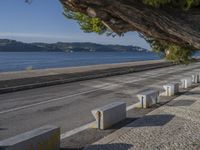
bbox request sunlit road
[0,62,200,140]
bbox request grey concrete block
[163,83,179,96]
[191,74,199,83]
[0,125,60,150]
[137,90,159,108]
[92,102,126,130]
[181,77,192,89]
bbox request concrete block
[191,74,199,83]
[0,125,60,150]
[172,82,179,93]
[181,77,192,89]
[91,102,126,130]
[137,90,159,108]
[163,83,179,96]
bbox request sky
[0,0,150,49]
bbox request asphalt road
[0,62,200,141]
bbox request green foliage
[63,9,107,35]
[165,45,194,64]
[144,36,194,64]
[143,0,200,10]
[143,0,171,8]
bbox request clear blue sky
[0,0,150,49]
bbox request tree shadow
[61,114,174,150]
[60,118,137,150]
[184,91,200,96]
[168,99,196,107]
[126,114,174,127]
[60,143,133,150]
[0,128,7,131]
[60,148,81,150]
[110,118,139,130]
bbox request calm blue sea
[0,52,161,72]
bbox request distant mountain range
[0,39,150,53]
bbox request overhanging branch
[60,0,200,49]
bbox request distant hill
[0,39,150,53]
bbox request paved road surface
[0,62,200,140]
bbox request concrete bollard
[163,83,179,96]
[191,74,199,83]
[0,125,60,150]
[137,90,159,108]
[91,102,126,130]
[181,77,192,89]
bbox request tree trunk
[60,0,200,49]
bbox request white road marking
[92,83,112,88]
[0,84,116,114]
[60,122,95,140]
[0,77,146,115]
[126,103,138,111]
[123,78,143,83]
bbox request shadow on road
[0,128,7,131]
[60,148,81,150]
[60,143,133,150]
[169,99,196,107]
[184,91,200,95]
[126,114,174,127]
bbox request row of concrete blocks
[92,73,200,130]
[0,73,199,150]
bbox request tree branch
[60,0,200,49]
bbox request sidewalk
[84,86,200,150]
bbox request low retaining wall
[0,60,174,94]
